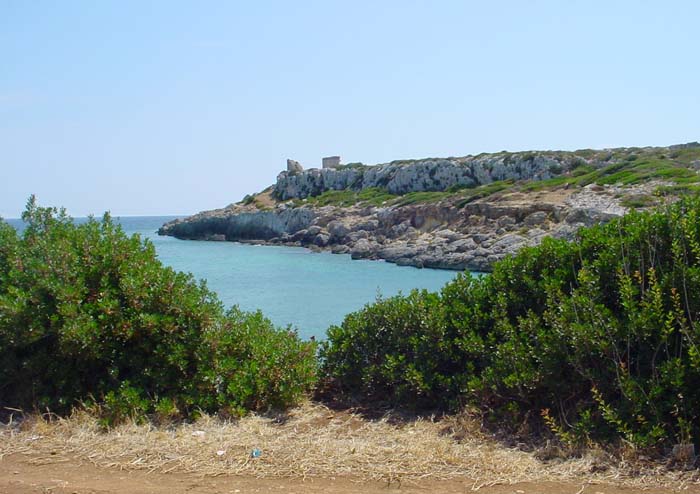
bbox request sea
[6,216,463,340]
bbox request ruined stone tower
[322,156,341,169]
[286,159,303,174]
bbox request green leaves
[200,307,317,414]
[322,197,700,450]
[0,199,317,423]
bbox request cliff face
[159,182,649,272]
[274,153,571,200]
[161,207,316,241]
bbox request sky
[1,1,699,217]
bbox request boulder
[471,247,490,257]
[313,233,330,247]
[565,208,617,226]
[327,220,350,240]
[468,256,492,272]
[305,225,322,237]
[497,216,516,227]
[389,221,412,238]
[523,211,548,226]
[353,219,379,232]
[435,229,462,241]
[376,208,398,227]
[472,233,492,244]
[492,234,526,254]
[331,244,350,254]
[551,224,579,240]
[378,244,418,261]
[527,228,546,239]
[350,239,375,259]
[450,238,477,252]
[348,230,369,242]
[396,257,422,268]
[290,229,307,242]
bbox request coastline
[159,181,658,272]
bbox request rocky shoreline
[159,182,654,272]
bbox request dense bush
[198,307,317,416]
[321,198,700,450]
[0,197,316,421]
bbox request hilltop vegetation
[277,143,700,209]
[290,180,518,209]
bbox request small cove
[7,216,467,340]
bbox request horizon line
[2,213,192,220]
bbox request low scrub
[0,197,316,423]
[321,198,700,451]
[300,187,396,207]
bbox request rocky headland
[159,143,700,271]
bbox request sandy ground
[2,403,699,494]
[1,453,684,494]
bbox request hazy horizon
[2,1,699,217]
[3,139,699,219]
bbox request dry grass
[1,402,699,490]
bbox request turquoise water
[6,216,461,339]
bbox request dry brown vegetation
[2,402,700,492]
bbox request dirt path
[0,453,683,494]
[3,404,699,493]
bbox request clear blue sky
[1,1,698,217]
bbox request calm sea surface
[6,216,462,339]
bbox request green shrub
[455,180,514,206]
[198,307,317,416]
[548,163,563,175]
[303,187,397,207]
[306,189,358,207]
[102,382,151,425]
[446,183,476,193]
[571,163,595,176]
[356,187,397,206]
[392,191,451,206]
[0,197,316,422]
[323,290,456,408]
[321,198,700,451]
[620,193,658,209]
